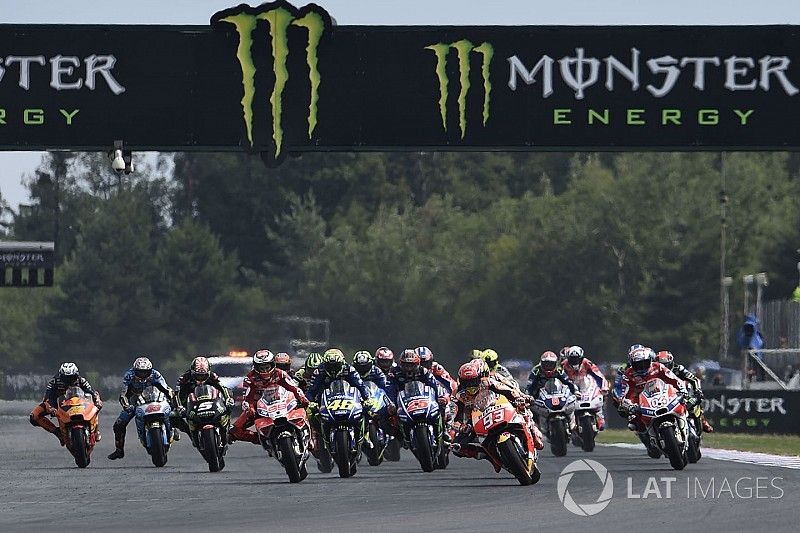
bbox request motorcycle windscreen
[138,386,166,405]
[402,381,429,398]
[473,389,498,411]
[328,379,354,396]
[576,375,596,393]
[193,384,217,400]
[642,379,667,397]
[59,386,86,404]
[543,379,564,394]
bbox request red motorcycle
[636,378,689,470]
[471,390,540,486]
[253,385,311,483]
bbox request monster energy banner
[702,390,800,435]
[1,1,800,162]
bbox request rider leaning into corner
[560,345,609,429]
[30,362,103,446]
[229,350,309,444]
[655,350,714,433]
[620,347,687,458]
[451,359,543,472]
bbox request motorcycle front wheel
[278,435,303,483]
[201,427,222,472]
[334,429,353,478]
[70,426,90,468]
[413,425,435,473]
[659,425,687,470]
[148,426,167,467]
[549,418,568,457]
[498,438,533,486]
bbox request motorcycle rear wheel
[384,437,401,461]
[201,427,222,473]
[278,435,303,483]
[549,418,568,457]
[498,438,533,486]
[413,425,435,473]
[70,426,90,468]
[659,425,687,470]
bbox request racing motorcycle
[319,380,364,478]
[254,385,311,483]
[185,384,230,472]
[134,385,173,467]
[573,375,604,452]
[396,381,448,472]
[636,378,689,470]
[532,379,576,457]
[472,389,540,485]
[362,381,390,466]
[684,389,703,463]
[53,386,100,468]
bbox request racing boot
[50,427,65,446]
[701,415,714,433]
[108,424,126,459]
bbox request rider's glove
[513,397,527,410]
[94,398,103,410]
[364,398,380,412]
[307,402,319,413]
[125,405,135,415]
[627,403,640,415]
[48,406,58,417]
[695,389,704,401]
[677,387,687,402]
[297,395,310,408]
[437,396,449,407]
[176,406,187,418]
[225,397,235,408]
[241,401,250,413]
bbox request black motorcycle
[185,384,230,472]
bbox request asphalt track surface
[1,401,798,533]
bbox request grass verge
[597,429,800,456]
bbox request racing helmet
[133,357,153,381]
[375,347,395,373]
[322,349,346,377]
[458,360,482,396]
[470,349,483,360]
[415,346,434,369]
[627,344,644,356]
[566,346,585,370]
[304,352,323,372]
[399,349,421,377]
[58,362,80,386]
[628,348,651,377]
[253,350,276,376]
[558,346,570,361]
[482,349,499,370]
[655,350,674,370]
[275,352,292,372]
[190,356,211,383]
[540,351,558,377]
[352,350,374,376]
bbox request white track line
[601,442,800,470]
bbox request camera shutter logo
[557,459,614,516]
[425,40,493,139]
[213,1,328,159]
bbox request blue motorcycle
[134,386,173,467]
[319,380,364,478]
[396,381,446,472]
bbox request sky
[1,0,799,210]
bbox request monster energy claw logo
[212,1,329,159]
[426,40,493,138]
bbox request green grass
[598,429,800,456]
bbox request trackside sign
[0,0,798,162]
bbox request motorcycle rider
[375,347,396,375]
[385,349,451,407]
[612,344,646,417]
[561,346,608,430]
[416,346,457,394]
[172,356,234,437]
[526,351,577,398]
[451,359,543,472]
[620,347,687,458]
[480,349,519,389]
[30,362,103,446]
[295,352,323,391]
[275,352,292,373]
[353,350,391,395]
[229,350,309,444]
[108,357,173,460]
[655,350,714,433]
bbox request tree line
[0,151,798,374]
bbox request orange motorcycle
[53,386,100,468]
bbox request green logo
[425,40,493,138]
[212,1,329,160]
